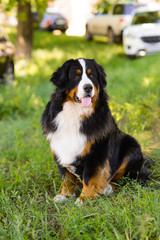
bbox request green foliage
[1,0,48,13]
[97,0,112,14]
[97,0,132,14]
[0,28,160,239]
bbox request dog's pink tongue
[81,97,91,107]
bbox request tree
[16,1,33,59]
[2,0,47,59]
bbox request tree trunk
[16,1,33,60]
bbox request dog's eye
[89,74,93,78]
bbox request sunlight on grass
[27,62,39,76]
[15,59,28,77]
[34,48,64,62]
[142,77,152,87]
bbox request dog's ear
[91,59,107,88]
[50,59,75,92]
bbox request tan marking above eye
[87,69,91,75]
[76,69,81,75]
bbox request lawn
[0,29,160,239]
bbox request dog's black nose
[83,84,93,93]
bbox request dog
[41,58,147,205]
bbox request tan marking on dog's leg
[54,171,81,203]
[111,157,129,182]
[60,170,78,196]
[78,160,111,203]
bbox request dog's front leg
[77,179,100,204]
[54,170,78,202]
[76,165,111,204]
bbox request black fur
[50,59,75,92]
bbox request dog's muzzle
[76,81,94,107]
[74,93,92,107]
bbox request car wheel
[61,29,66,34]
[4,61,14,83]
[126,54,136,60]
[108,28,115,43]
[115,34,122,44]
[85,26,92,41]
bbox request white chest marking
[47,101,93,166]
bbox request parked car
[0,27,15,83]
[123,4,160,58]
[85,2,144,43]
[39,8,68,33]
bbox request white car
[85,2,144,43]
[123,4,160,58]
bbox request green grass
[0,29,160,239]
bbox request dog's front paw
[103,184,114,195]
[54,194,68,203]
[75,198,83,206]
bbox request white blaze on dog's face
[77,59,95,107]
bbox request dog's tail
[138,157,155,182]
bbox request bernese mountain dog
[42,58,146,205]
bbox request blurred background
[1,0,160,79]
[0,0,99,64]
